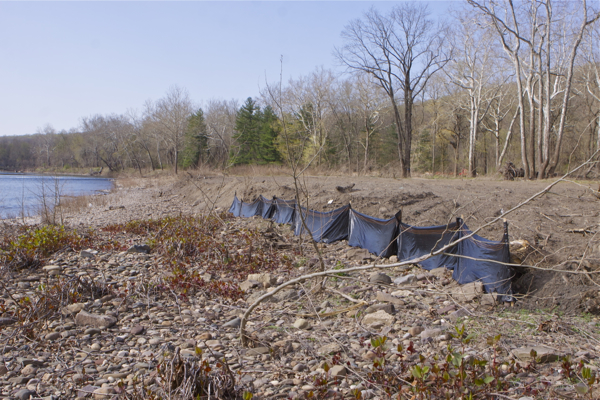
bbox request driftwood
[336,183,356,193]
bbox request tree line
[1,1,598,179]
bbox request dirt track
[177,173,600,314]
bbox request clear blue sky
[0,1,455,137]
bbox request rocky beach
[1,174,599,400]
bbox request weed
[105,214,292,300]
[0,225,102,270]
[120,347,247,399]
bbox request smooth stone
[62,303,86,316]
[512,346,562,363]
[450,281,484,302]
[369,272,392,285]
[15,389,35,400]
[75,310,117,329]
[293,319,310,330]
[420,329,443,340]
[317,343,342,355]
[390,290,412,297]
[394,274,416,285]
[20,364,37,375]
[223,317,241,328]
[130,325,145,335]
[246,347,270,356]
[362,310,395,327]
[93,386,116,399]
[408,326,424,336]
[330,365,347,378]
[364,303,395,315]
[45,332,61,341]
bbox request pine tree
[232,98,281,165]
[180,108,208,169]
[259,105,281,163]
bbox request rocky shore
[1,178,599,400]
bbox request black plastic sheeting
[228,195,242,217]
[228,195,513,300]
[271,198,296,224]
[294,205,350,243]
[454,220,512,301]
[241,197,263,218]
[259,196,276,220]
[397,221,460,271]
[348,210,399,258]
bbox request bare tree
[582,20,600,174]
[204,99,238,169]
[284,67,337,168]
[336,3,449,177]
[147,86,194,174]
[445,11,502,177]
[468,0,600,178]
[483,82,519,169]
[34,124,57,168]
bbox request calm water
[0,173,113,219]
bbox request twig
[325,287,367,304]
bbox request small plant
[333,261,347,276]
[120,347,246,399]
[106,215,293,300]
[0,225,100,270]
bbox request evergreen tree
[232,98,281,165]
[259,105,281,163]
[180,108,208,169]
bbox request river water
[0,173,113,219]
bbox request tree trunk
[390,97,405,177]
[468,97,479,178]
[403,84,413,178]
[498,107,519,168]
[512,57,529,179]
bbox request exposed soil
[176,173,600,316]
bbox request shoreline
[0,171,114,179]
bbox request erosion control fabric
[229,195,513,301]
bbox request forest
[1,0,599,179]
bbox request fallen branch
[567,228,597,235]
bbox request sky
[0,1,455,137]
